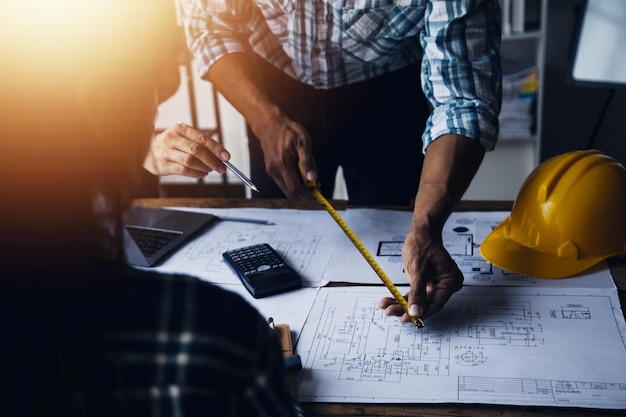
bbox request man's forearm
[412,134,485,234]
[206,52,282,133]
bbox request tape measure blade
[310,188,424,328]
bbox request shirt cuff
[422,100,499,153]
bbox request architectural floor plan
[296,286,626,408]
[322,209,613,289]
[144,207,626,408]
[150,208,343,287]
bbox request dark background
[540,0,625,164]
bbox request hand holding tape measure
[300,170,425,328]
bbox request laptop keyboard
[126,226,182,258]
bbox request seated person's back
[0,1,302,416]
[0,268,300,416]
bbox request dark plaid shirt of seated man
[0,267,305,417]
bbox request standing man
[173,0,502,321]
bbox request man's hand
[378,226,463,322]
[143,122,229,178]
[377,134,485,324]
[206,53,318,199]
[250,109,317,199]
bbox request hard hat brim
[479,217,606,279]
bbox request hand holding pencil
[143,122,258,193]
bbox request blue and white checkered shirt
[183,0,502,150]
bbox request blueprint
[296,286,626,409]
[147,207,614,289]
[149,208,345,287]
[323,209,615,288]
[220,284,319,336]
[137,207,626,408]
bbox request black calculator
[222,243,302,298]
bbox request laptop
[122,206,217,267]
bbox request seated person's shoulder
[118,267,267,332]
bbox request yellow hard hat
[480,150,626,279]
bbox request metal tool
[223,160,259,192]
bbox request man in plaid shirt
[166,0,502,326]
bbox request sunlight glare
[3,0,153,76]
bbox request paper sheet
[148,207,345,287]
[148,207,614,289]
[323,209,616,289]
[216,283,319,337]
[295,286,626,408]
[139,206,626,409]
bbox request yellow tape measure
[302,175,425,328]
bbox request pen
[223,160,259,193]
[175,122,259,192]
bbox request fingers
[144,145,211,178]
[378,242,464,325]
[144,122,230,178]
[378,296,406,318]
[420,274,463,318]
[406,256,463,320]
[402,239,428,319]
[407,257,463,320]
[261,120,316,199]
[406,275,428,319]
[378,296,418,325]
[295,128,318,184]
[175,122,229,173]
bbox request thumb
[407,273,427,319]
[293,129,317,183]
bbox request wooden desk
[134,198,626,417]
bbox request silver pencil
[223,160,259,192]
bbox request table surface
[134,198,626,417]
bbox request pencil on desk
[219,216,275,225]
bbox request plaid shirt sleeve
[181,0,251,79]
[420,0,502,152]
[181,0,502,150]
[181,0,294,81]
